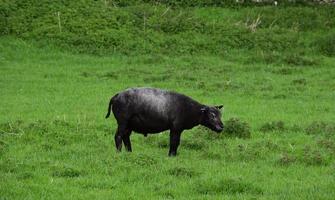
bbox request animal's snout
[215,123,224,133]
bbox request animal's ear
[215,105,224,110]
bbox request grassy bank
[1,1,335,56]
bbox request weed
[81,71,91,78]
[236,143,266,161]
[0,140,6,155]
[305,121,335,136]
[260,121,285,132]
[26,120,49,135]
[0,120,24,134]
[196,178,263,195]
[256,140,280,151]
[157,139,169,149]
[317,139,335,152]
[223,118,251,138]
[272,67,297,75]
[167,167,198,178]
[41,143,53,151]
[181,139,207,151]
[52,165,82,178]
[16,171,34,180]
[273,94,287,99]
[277,153,296,166]
[292,78,307,85]
[99,72,119,79]
[143,74,172,82]
[283,54,319,66]
[81,181,115,190]
[124,154,157,166]
[302,146,327,166]
[315,32,335,56]
[201,151,222,160]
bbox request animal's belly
[129,114,170,133]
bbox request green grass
[2,1,335,55]
[1,36,335,199]
[1,2,335,199]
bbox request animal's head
[200,105,224,133]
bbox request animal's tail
[105,93,118,119]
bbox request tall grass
[1,1,335,56]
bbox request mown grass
[1,36,335,199]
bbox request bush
[301,146,328,166]
[167,166,198,178]
[260,121,285,132]
[52,165,82,178]
[315,33,335,56]
[283,54,319,66]
[2,0,334,56]
[223,118,251,138]
[196,178,263,195]
[305,121,335,136]
[277,153,296,166]
[0,120,24,134]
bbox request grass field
[1,1,335,199]
[1,36,335,199]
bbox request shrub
[181,139,207,150]
[223,118,251,138]
[292,78,307,85]
[317,139,335,152]
[305,121,335,136]
[301,146,328,166]
[315,32,335,56]
[260,121,285,132]
[52,165,82,178]
[0,120,24,134]
[283,54,319,66]
[277,153,296,166]
[2,1,334,56]
[196,178,263,195]
[167,166,198,178]
[124,153,158,166]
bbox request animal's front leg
[168,129,182,157]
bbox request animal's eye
[210,113,216,118]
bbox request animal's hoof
[168,152,177,157]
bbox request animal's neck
[198,104,210,127]
[196,104,206,126]
[182,103,205,130]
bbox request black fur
[105,93,118,119]
[106,87,224,156]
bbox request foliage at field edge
[1,0,335,56]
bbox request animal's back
[113,88,173,133]
[120,87,170,114]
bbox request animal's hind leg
[122,129,132,152]
[114,128,122,152]
[114,124,127,152]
